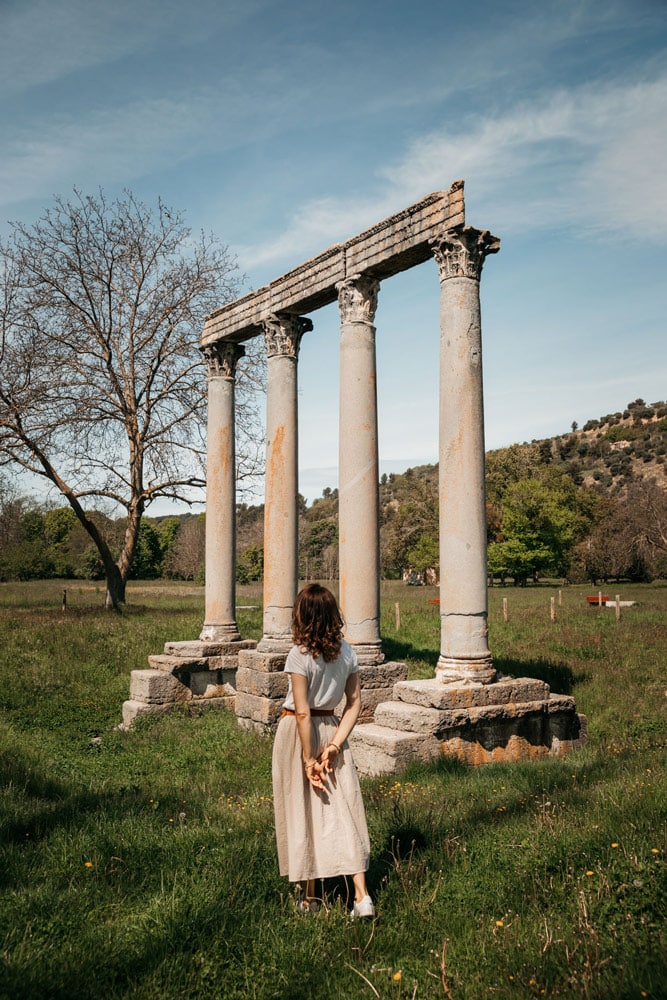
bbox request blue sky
[1,0,666,505]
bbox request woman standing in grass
[272,583,374,918]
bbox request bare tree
[0,189,263,608]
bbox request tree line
[3,447,665,588]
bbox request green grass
[0,579,665,999]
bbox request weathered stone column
[337,275,384,665]
[431,226,500,683]
[200,342,245,642]
[257,313,312,651]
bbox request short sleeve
[285,646,309,676]
[345,641,359,674]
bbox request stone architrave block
[130,669,192,704]
[236,666,289,700]
[238,649,287,673]
[235,691,283,725]
[202,184,465,345]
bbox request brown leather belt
[281,707,335,717]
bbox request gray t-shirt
[282,640,359,712]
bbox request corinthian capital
[202,341,245,378]
[261,313,313,359]
[336,275,380,325]
[431,226,500,282]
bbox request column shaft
[337,276,383,664]
[259,314,311,650]
[432,227,500,683]
[200,343,244,642]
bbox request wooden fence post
[395,602,401,631]
[503,597,508,623]
[550,596,556,622]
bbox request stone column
[200,341,245,642]
[257,313,312,651]
[431,226,500,683]
[337,275,384,665]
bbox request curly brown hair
[291,584,344,662]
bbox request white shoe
[351,895,375,919]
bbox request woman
[272,583,374,917]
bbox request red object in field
[428,598,440,605]
[586,595,609,604]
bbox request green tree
[128,522,163,579]
[489,474,598,585]
[237,544,263,584]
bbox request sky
[1,0,666,507]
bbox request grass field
[0,579,665,999]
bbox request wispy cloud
[0,0,262,93]
[240,74,667,273]
[0,97,211,209]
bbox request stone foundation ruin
[122,181,586,774]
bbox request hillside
[533,398,667,494]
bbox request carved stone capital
[202,341,245,378]
[261,314,313,359]
[431,226,500,282]
[336,275,380,325]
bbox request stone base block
[235,691,284,726]
[393,675,550,711]
[120,698,176,729]
[121,632,256,729]
[359,686,395,722]
[359,661,408,688]
[238,649,287,673]
[375,700,449,735]
[129,669,191,704]
[350,676,588,775]
[236,666,289,700]
[148,654,208,676]
[349,724,441,777]
[190,668,236,698]
[120,692,236,730]
[164,639,256,658]
[237,717,274,736]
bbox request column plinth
[199,342,245,643]
[257,313,312,653]
[337,276,383,666]
[431,226,500,685]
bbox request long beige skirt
[272,714,370,882]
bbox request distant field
[0,579,665,999]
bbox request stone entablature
[201,184,465,346]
